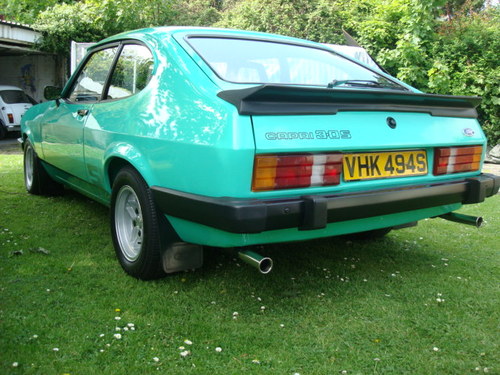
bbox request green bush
[428,7,500,145]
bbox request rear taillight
[433,145,482,175]
[252,153,342,191]
[7,113,14,124]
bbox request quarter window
[68,47,118,102]
[107,44,154,99]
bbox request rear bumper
[4,124,20,132]
[152,173,500,234]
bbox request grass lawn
[1,149,499,374]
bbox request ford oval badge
[463,128,475,137]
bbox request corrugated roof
[0,19,35,31]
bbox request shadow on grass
[15,183,440,303]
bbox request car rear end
[0,86,32,135]
[154,29,499,249]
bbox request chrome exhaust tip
[439,212,483,228]
[238,249,273,274]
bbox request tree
[0,0,72,25]
[32,0,178,56]
[428,6,500,144]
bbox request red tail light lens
[7,113,14,123]
[433,145,482,175]
[252,153,342,191]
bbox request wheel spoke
[114,185,144,262]
[125,203,138,221]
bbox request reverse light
[7,113,14,124]
[252,153,342,191]
[433,145,482,175]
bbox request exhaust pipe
[238,249,273,274]
[439,212,483,228]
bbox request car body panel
[40,100,92,181]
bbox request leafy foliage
[428,7,500,144]
[0,0,71,25]
[32,0,177,55]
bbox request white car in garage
[0,85,35,139]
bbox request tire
[110,166,169,280]
[23,140,63,195]
[0,123,6,140]
[343,227,392,240]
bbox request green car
[21,27,499,279]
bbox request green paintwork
[21,27,488,248]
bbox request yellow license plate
[343,150,427,181]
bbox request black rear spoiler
[217,85,481,118]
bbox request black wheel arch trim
[152,173,500,234]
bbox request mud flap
[162,242,203,274]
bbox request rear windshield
[0,90,31,104]
[188,37,406,90]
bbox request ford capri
[21,27,499,279]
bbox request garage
[0,19,65,103]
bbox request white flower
[374,358,381,361]
[100,349,104,353]
[260,306,266,310]
[12,362,19,367]
[153,357,160,362]
[341,371,348,374]
[184,339,193,345]
[232,312,239,316]
[280,324,285,328]
[123,327,129,331]
[99,334,105,337]
[433,347,439,351]
[32,334,38,339]
[127,323,135,328]
[215,347,222,352]
[180,350,190,357]
[115,316,121,320]
[252,359,260,364]
[114,333,122,339]
[178,346,185,350]
[53,348,59,352]
[130,327,135,331]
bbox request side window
[68,47,118,102]
[107,44,154,99]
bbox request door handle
[77,109,89,116]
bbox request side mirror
[44,86,62,101]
